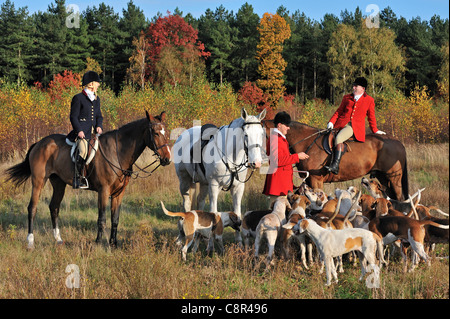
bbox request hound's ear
[160,111,166,122]
[283,223,294,230]
[377,182,387,192]
[229,213,241,226]
[306,198,311,206]
[146,110,155,122]
[285,199,292,211]
[371,200,377,209]
[287,190,293,201]
[258,108,267,121]
[269,200,275,210]
[241,108,248,120]
[387,201,392,208]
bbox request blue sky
[4,0,449,21]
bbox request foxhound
[281,193,311,267]
[254,197,291,263]
[160,202,241,260]
[369,213,449,272]
[286,218,386,286]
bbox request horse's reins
[97,122,168,180]
[213,119,262,191]
[262,121,331,153]
[290,128,331,152]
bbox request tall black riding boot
[325,143,345,175]
[73,155,88,189]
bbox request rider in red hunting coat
[325,77,386,175]
[263,112,309,202]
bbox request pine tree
[117,0,147,89]
[84,3,123,91]
[207,6,236,85]
[0,0,34,84]
[230,3,260,89]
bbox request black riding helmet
[273,111,291,127]
[82,71,102,86]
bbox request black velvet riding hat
[82,71,101,86]
[274,111,291,127]
[353,77,368,88]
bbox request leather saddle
[65,135,99,165]
[322,130,356,155]
[190,124,218,176]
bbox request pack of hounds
[161,177,449,286]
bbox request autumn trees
[127,13,209,88]
[256,13,291,107]
[0,1,448,113]
[327,20,405,98]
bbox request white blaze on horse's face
[241,108,266,169]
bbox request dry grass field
[0,143,448,300]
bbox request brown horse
[6,111,171,248]
[263,120,408,200]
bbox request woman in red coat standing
[325,77,386,175]
[263,111,309,205]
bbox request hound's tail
[419,220,449,229]
[160,201,187,218]
[428,206,449,217]
[411,201,449,229]
[376,235,388,266]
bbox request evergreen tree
[230,2,259,89]
[198,6,236,85]
[31,0,89,85]
[0,0,34,84]
[84,3,123,91]
[117,0,147,89]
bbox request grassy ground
[0,144,448,299]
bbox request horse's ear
[146,110,155,122]
[258,108,267,121]
[160,111,166,122]
[241,108,248,120]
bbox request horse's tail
[5,143,36,187]
[160,201,187,219]
[401,158,409,201]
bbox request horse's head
[145,111,171,166]
[241,107,267,169]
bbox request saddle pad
[190,124,218,175]
[66,137,99,165]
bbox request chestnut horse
[263,120,408,200]
[6,111,171,248]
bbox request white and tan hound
[286,218,386,286]
[160,202,241,260]
[254,197,291,263]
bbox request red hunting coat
[263,131,299,196]
[329,92,379,142]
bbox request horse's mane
[290,120,321,131]
[102,118,148,138]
